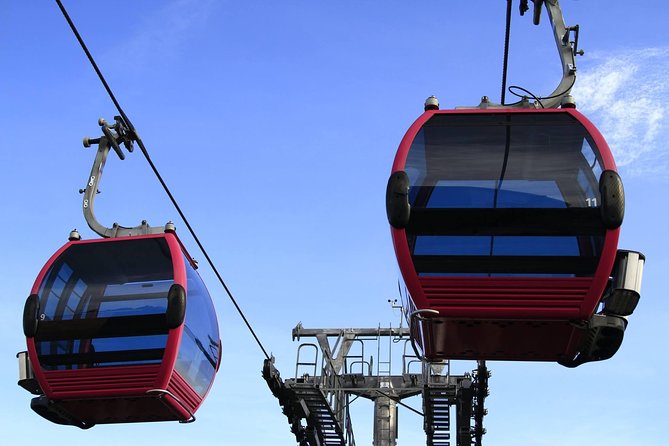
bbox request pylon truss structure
[263,324,489,446]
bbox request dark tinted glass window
[407,113,602,209]
[414,235,579,256]
[35,237,174,370]
[175,259,220,396]
[427,180,495,208]
[405,112,605,276]
[426,179,566,208]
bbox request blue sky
[1,1,668,445]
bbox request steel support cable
[501,0,513,105]
[54,0,271,360]
[374,389,424,417]
[489,119,511,260]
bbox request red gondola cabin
[386,108,643,366]
[21,232,221,427]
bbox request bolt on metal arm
[81,116,168,238]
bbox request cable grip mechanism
[81,116,170,238]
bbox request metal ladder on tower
[424,384,453,446]
[289,383,347,446]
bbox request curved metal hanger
[458,0,582,110]
[81,116,169,238]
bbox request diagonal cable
[501,0,513,105]
[55,0,270,360]
[374,389,424,417]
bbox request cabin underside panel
[415,318,582,361]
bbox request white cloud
[572,47,669,176]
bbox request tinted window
[405,112,606,276]
[414,236,579,256]
[35,237,174,370]
[407,113,602,209]
[175,259,220,396]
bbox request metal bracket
[522,0,580,107]
[81,117,167,238]
[409,309,440,362]
[145,389,196,423]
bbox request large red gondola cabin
[387,107,644,366]
[20,231,221,428]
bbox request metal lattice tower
[263,324,489,446]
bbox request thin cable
[506,75,576,108]
[489,118,511,263]
[374,389,424,417]
[536,74,577,100]
[55,0,271,360]
[508,85,545,108]
[54,1,131,130]
[500,0,513,105]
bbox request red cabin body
[23,232,221,427]
[388,108,625,363]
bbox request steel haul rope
[55,0,271,360]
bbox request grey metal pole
[373,396,398,446]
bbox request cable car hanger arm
[462,0,582,110]
[81,116,167,238]
[533,0,582,108]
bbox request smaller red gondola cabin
[20,232,221,428]
[387,107,643,366]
